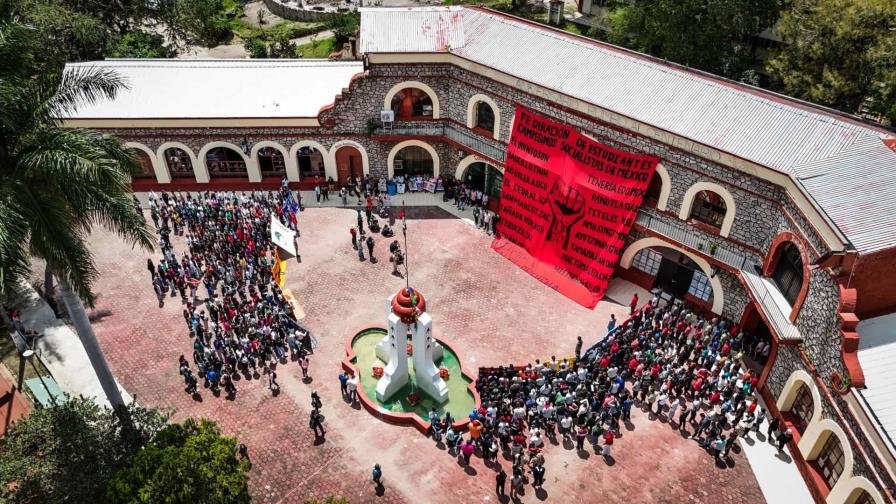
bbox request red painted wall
[850,250,896,318]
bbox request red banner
[492,108,659,308]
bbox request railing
[445,124,507,164]
[635,209,758,271]
[741,271,802,341]
[372,121,508,164]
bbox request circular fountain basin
[344,328,479,432]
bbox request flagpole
[402,201,409,290]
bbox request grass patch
[295,36,340,58]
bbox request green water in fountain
[350,328,476,422]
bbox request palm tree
[0,20,154,410]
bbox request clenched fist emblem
[546,179,586,250]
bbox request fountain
[376,288,448,403]
[343,287,478,431]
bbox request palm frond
[44,65,128,121]
[16,185,99,305]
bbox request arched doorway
[392,145,434,179]
[619,237,725,314]
[296,146,325,180]
[334,145,363,186]
[205,147,247,178]
[462,162,503,211]
[163,148,195,178]
[630,247,715,308]
[739,303,775,385]
[256,146,286,178]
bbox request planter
[830,371,851,395]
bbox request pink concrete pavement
[82,205,765,503]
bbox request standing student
[602,430,614,457]
[496,468,507,497]
[630,293,639,315]
[372,464,382,486]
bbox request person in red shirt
[602,431,614,457]
[630,293,639,315]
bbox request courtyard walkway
[71,201,779,503]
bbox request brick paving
[84,205,766,503]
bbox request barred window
[790,384,814,434]
[815,434,845,489]
[687,271,712,301]
[690,190,727,228]
[633,249,662,275]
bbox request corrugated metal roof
[797,137,896,253]
[63,59,363,119]
[740,270,803,341]
[360,7,896,253]
[857,313,896,454]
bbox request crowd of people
[144,184,313,399]
[427,295,774,497]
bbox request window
[687,271,713,301]
[206,148,247,177]
[633,249,662,275]
[772,243,804,306]
[393,146,433,177]
[296,147,325,179]
[853,491,876,504]
[164,148,194,178]
[644,173,662,206]
[475,102,495,133]
[390,89,433,119]
[257,147,285,176]
[815,434,845,489]
[789,384,814,434]
[690,190,727,228]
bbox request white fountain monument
[375,287,449,403]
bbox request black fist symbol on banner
[546,179,586,250]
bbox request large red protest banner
[492,107,659,309]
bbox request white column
[412,312,449,403]
[376,312,409,402]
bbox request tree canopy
[0,397,168,504]
[767,0,896,123]
[604,0,780,80]
[107,418,251,504]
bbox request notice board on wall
[492,107,659,309]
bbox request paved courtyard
[83,204,766,503]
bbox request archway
[619,236,724,314]
[739,303,776,387]
[459,160,503,211]
[333,144,363,186]
[679,181,736,237]
[157,142,200,182]
[250,141,291,180]
[132,151,156,179]
[289,140,331,182]
[296,146,325,180]
[763,232,811,321]
[828,477,885,504]
[466,94,501,139]
[799,420,854,494]
[643,162,670,211]
[776,369,823,435]
[387,140,439,180]
[124,142,160,181]
[384,81,441,119]
[199,142,255,181]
